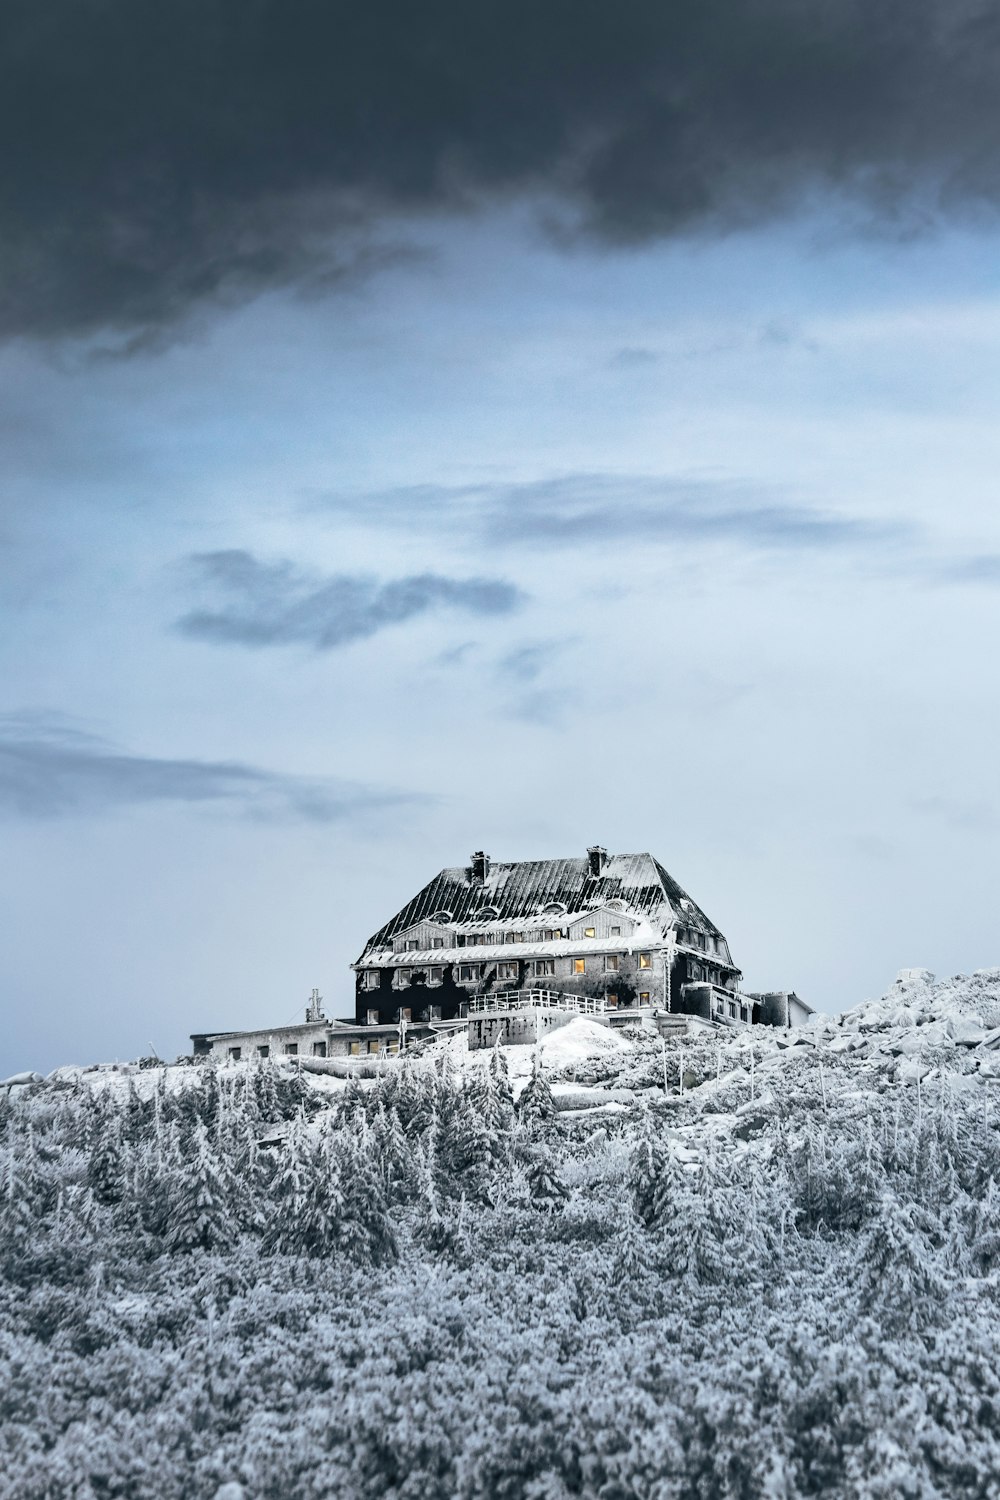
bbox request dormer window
[584,926,596,938]
[474,905,500,921]
[429,910,453,924]
[540,901,567,917]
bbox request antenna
[305,988,325,1023]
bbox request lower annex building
[192,847,811,1062]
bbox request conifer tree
[630,1116,675,1229]
[518,1052,556,1124]
[88,1112,126,1207]
[335,1132,397,1265]
[525,1145,568,1210]
[168,1121,232,1254]
[857,1193,947,1333]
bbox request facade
[351,847,756,1026]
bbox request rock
[946,1017,986,1046]
[0,1071,43,1089]
[888,1033,926,1057]
[897,1057,933,1084]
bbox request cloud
[0,712,424,823]
[935,554,1000,585]
[912,795,999,833]
[5,1,1000,341]
[323,473,907,554]
[609,347,660,369]
[175,551,524,651]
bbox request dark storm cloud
[5,0,1000,340]
[0,713,424,822]
[323,474,907,552]
[175,551,524,650]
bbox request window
[350,1042,362,1056]
[257,1045,269,1058]
[728,1001,737,1018]
[426,1005,442,1021]
[312,1042,327,1057]
[431,937,445,949]
[534,959,555,977]
[506,931,524,943]
[396,1007,412,1023]
[228,1047,241,1061]
[740,1006,749,1023]
[362,970,380,990]
[610,925,621,936]
[405,938,420,951]
[497,961,518,981]
[607,993,619,1008]
[366,1009,380,1026]
[427,967,443,985]
[458,964,481,983]
[573,958,586,974]
[368,1041,382,1055]
[466,932,486,945]
[395,968,411,987]
[541,928,563,941]
[639,992,650,1005]
[638,952,652,969]
[605,954,620,972]
[584,926,596,938]
[285,1043,298,1055]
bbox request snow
[6,963,1000,1497]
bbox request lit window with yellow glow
[638,952,652,969]
[573,958,586,974]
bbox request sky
[3,0,1000,1073]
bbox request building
[351,847,765,1028]
[191,847,812,1061]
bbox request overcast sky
[4,1,1000,1073]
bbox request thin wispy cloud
[175,551,524,651]
[322,473,908,554]
[0,713,426,823]
[934,555,1000,586]
[911,795,1000,834]
[6,1,1000,342]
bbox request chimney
[470,850,491,884]
[587,845,608,877]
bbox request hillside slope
[3,969,1000,1499]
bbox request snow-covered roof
[358,851,733,962]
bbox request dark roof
[358,852,728,954]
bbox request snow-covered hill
[3,968,1000,1499]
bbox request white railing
[467,988,608,1017]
